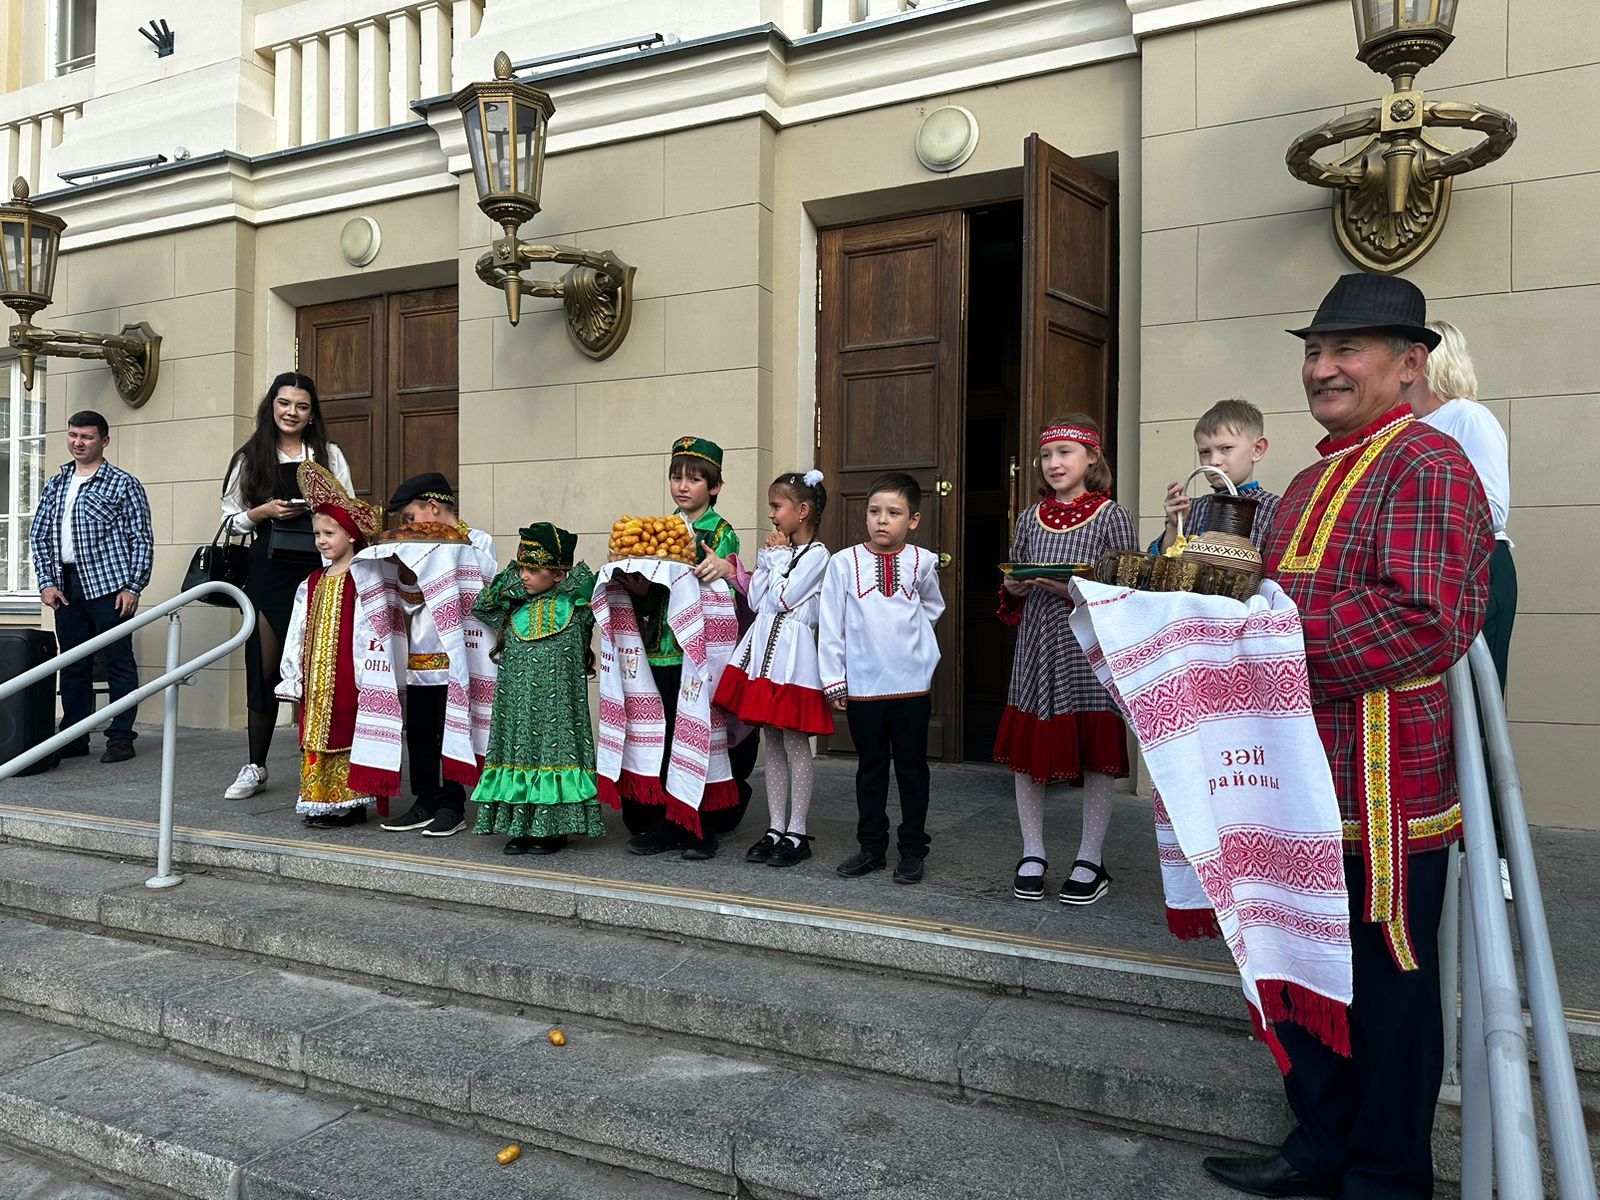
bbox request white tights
[763,727,814,842]
[1013,770,1115,882]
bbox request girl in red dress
[996,413,1136,905]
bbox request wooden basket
[1093,467,1262,600]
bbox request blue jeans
[56,566,139,746]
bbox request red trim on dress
[714,665,835,736]
[996,585,1025,627]
[1036,492,1111,532]
[993,706,1129,783]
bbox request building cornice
[1125,0,1320,39]
[43,125,451,252]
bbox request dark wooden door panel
[387,287,459,498]
[298,297,385,503]
[297,287,459,511]
[818,209,966,760]
[1021,134,1118,483]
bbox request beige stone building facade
[1,0,1592,828]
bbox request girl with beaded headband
[469,523,602,856]
[714,469,833,868]
[995,413,1136,905]
[275,461,385,828]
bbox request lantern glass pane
[484,98,513,193]
[1370,0,1396,35]
[462,100,490,200]
[512,100,542,204]
[1437,0,1458,29]
[28,226,55,296]
[0,219,23,293]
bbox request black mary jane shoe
[768,832,814,868]
[1201,1153,1336,1198]
[1058,859,1111,906]
[525,835,568,856]
[745,827,784,864]
[504,838,534,856]
[1012,856,1048,901]
[303,807,368,830]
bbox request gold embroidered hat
[669,435,723,468]
[518,522,577,570]
[297,460,382,542]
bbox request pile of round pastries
[608,515,697,564]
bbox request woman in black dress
[219,372,354,800]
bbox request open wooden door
[1017,134,1118,524]
[816,210,966,759]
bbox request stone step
[0,990,1243,1200]
[0,1009,714,1200]
[0,842,1297,1154]
[0,1141,135,1200]
[0,804,1251,1026]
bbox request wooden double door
[296,287,460,509]
[816,136,1117,760]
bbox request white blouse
[748,541,830,626]
[1419,398,1512,544]
[221,443,355,537]
[818,543,945,702]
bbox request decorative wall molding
[1124,0,1320,39]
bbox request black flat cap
[386,472,457,513]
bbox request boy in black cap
[380,473,499,837]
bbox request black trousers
[619,663,755,838]
[846,694,932,859]
[1279,849,1451,1199]
[1476,543,1517,849]
[404,685,465,816]
[55,567,139,746]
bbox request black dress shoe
[893,856,925,884]
[835,849,886,877]
[100,742,135,763]
[58,742,91,759]
[1201,1153,1335,1198]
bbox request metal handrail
[0,582,255,889]
[1445,635,1597,1199]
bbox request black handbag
[183,518,251,607]
[263,510,320,563]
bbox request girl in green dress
[470,523,602,855]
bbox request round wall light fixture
[340,216,382,267]
[914,106,979,173]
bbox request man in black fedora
[1202,274,1493,1198]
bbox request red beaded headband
[1039,424,1101,449]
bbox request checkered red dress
[995,496,1137,784]
[1262,405,1492,969]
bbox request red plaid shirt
[1263,405,1493,858]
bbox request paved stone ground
[1,724,1595,1012]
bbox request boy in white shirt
[818,473,945,883]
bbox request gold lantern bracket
[474,238,636,361]
[10,320,162,407]
[1286,96,1516,274]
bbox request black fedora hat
[1287,273,1441,351]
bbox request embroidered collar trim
[1037,492,1111,532]
[1315,406,1414,462]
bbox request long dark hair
[770,471,829,531]
[226,372,333,506]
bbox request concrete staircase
[0,810,1589,1198]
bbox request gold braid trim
[1277,419,1411,575]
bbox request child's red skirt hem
[993,707,1129,784]
[714,667,835,736]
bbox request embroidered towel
[592,558,740,834]
[1068,577,1352,1070]
[347,542,496,796]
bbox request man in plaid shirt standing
[1204,275,1493,1198]
[29,410,154,764]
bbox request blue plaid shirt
[30,460,154,600]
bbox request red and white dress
[995,493,1137,783]
[714,542,834,736]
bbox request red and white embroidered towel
[347,542,496,796]
[592,559,740,835]
[1068,577,1353,1070]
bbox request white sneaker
[224,763,267,800]
[1499,857,1513,902]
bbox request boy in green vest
[618,436,758,858]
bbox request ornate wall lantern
[0,178,161,405]
[454,52,636,360]
[1285,1,1516,274]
